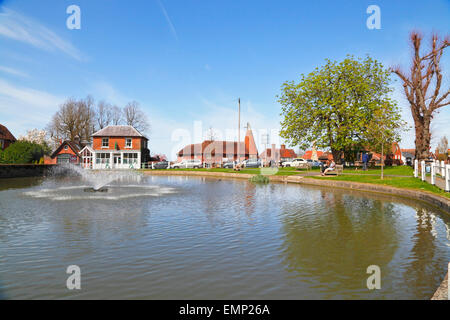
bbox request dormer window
[102,138,109,148]
[125,138,132,148]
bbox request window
[95,153,111,164]
[123,153,138,164]
[125,138,132,148]
[64,145,68,150]
[102,138,109,148]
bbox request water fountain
[23,163,178,201]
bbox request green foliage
[279,55,402,162]
[249,174,270,184]
[0,141,45,164]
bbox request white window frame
[102,138,109,148]
[125,138,132,148]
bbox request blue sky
[0,0,449,159]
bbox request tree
[0,141,44,164]
[123,101,150,133]
[204,126,217,141]
[95,100,113,129]
[365,104,406,179]
[47,96,95,147]
[279,55,399,164]
[110,105,123,125]
[393,32,449,160]
[19,128,52,155]
[437,136,448,154]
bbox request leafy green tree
[0,141,45,164]
[279,55,400,164]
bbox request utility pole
[238,98,240,162]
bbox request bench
[324,164,344,176]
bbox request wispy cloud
[157,0,178,41]
[0,8,83,60]
[0,78,63,128]
[0,65,29,78]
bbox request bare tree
[47,96,95,147]
[123,101,149,133]
[437,136,448,154]
[393,32,449,160]
[95,100,113,130]
[205,126,217,141]
[111,105,123,125]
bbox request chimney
[74,135,80,146]
[281,144,286,150]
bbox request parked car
[306,159,322,167]
[222,161,236,168]
[244,159,261,168]
[153,161,169,169]
[282,158,308,167]
[172,159,203,169]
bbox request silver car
[172,159,203,169]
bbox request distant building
[177,123,258,165]
[80,125,149,169]
[45,137,83,164]
[0,124,16,150]
[303,149,324,161]
[260,144,297,163]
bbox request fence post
[431,162,435,185]
[442,160,446,178]
[446,165,450,192]
[421,160,425,181]
[414,159,418,178]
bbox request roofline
[91,125,147,139]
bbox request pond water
[0,175,449,299]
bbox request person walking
[362,152,369,171]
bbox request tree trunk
[414,113,431,160]
[331,149,342,164]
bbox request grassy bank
[307,175,450,199]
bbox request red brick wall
[93,137,142,150]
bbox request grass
[249,174,270,184]
[307,174,450,199]
[342,166,413,176]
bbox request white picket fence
[414,159,450,192]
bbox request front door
[113,154,121,168]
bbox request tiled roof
[50,140,83,158]
[92,125,146,138]
[0,124,16,142]
[303,150,324,160]
[178,141,246,156]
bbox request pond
[0,175,449,299]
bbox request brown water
[0,175,449,299]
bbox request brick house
[0,124,16,150]
[260,144,297,163]
[177,123,258,165]
[45,138,83,164]
[80,125,149,169]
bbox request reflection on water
[0,176,448,299]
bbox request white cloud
[157,0,178,41]
[0,78,64,136]
[0,65,29,78]
[0,8,83,61]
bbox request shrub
[0,141,45,164]
[250,174,270,184]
